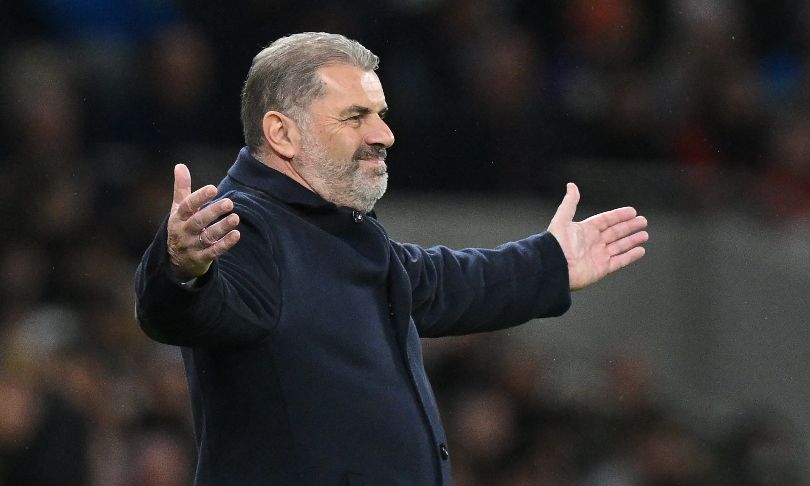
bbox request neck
[256,151,316,193]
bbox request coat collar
[226,147,378,218]
[227,147,336,209]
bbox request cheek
[327,133,363,160]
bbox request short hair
[240,32,379,154]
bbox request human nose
[364,115,395,148]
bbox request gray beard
[295,136,388,213]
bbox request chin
[355,187,387,214]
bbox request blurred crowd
[423,335,804,485]
[1,0,809,484]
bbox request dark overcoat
[135,148,571,485]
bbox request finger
[173,164,192,206]
[608,246,646,273]
[176,185,219,221]
[552,182,580,224]
[602,216,648,244]
[200,229,241,260]
[586,206,638,231]
[200,212,240,245]
[606,230,649,256]
[189,198,235,233]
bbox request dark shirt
[134,147,571,485]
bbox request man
[135,32,648,485]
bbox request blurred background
[1,0,809,484]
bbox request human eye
[341,106,373,124]
[344,113,364,125]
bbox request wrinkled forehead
[315,64,386,107]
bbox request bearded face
[295,129,388,213]
[288,65,395,213]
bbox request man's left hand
[548,183,648,290]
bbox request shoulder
[214,180,284,223]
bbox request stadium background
[1,0,809,484]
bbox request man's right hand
[167,164,241,281]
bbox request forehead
[313,64,386,110]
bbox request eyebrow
[340,104,388,118]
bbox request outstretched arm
[135,164,277,347]
[547,183,648,290]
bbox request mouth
[357,158,388,177]
[359,157,386,165]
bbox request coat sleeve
[392,232,571,338]
[134,197,280,347]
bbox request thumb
[553,182,580,224]
[173,163,192,206]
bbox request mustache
[353,145,387,161]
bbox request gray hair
[240,32,379,155]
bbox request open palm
[548,183,648,290]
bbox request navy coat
[135,148,571,485]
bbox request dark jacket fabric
[134,147,571,485]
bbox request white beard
[295,134,388,213]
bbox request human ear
[262,111,301,159]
